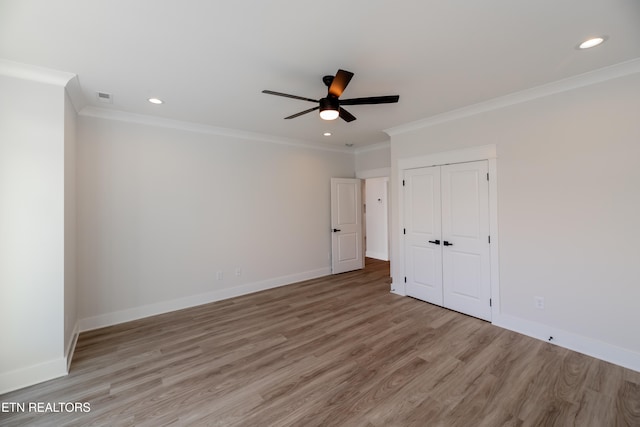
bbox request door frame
[395,144,500,320]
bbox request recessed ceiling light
[148,98,163,104]
[323,132,332,136]
[578,36,606,50]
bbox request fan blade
[339,108,356,122]
[262,90,317,103]
[328,69,354,98]
[340,95,400,105]
[284,106,319,119]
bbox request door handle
[428,240,441,245]
[332,228,341,232]
[443,241,453,246]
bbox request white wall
[390,69,640,368]
[64,90,78,363]
[76,115,355,329]
[355,143,390,178]
[0,74,68,392]
[365,177,389,261]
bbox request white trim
[385,58,640,136]
[488,158,500,320]
[79,107,352,154]
[494,314,640,373]
[356,167,390,179]
[0,358,68,395]
[395,164,408,296]
[0,58,76,87]
[65,321,80,372]
[365,251,389,261]
[79,267,331,332]
[354,141,390,154]
[395,144,499,312]
[64,75,86,114]
[397,144,497,170]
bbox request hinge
[490,298,492,307]
[402,179,405,186]
[486,172,489,181]
[404,277,407,283]
[488,235,491,244]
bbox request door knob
[332,228,341,232]
[428,240,441,245]
[443,241,453,246]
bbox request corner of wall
[65,321,80,372]
[65,75,86,113]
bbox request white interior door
[331,178,363,274]
[441,161,491,321]
[404,167,443,305]
[403,161,491,321]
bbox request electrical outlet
[534,296,544,309]
[216,271,223,281]
[235,267,242,277]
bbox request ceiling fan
[262,69,399,122]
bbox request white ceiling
[1,0,639,149]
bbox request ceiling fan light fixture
[320,109,339,121]
[319,97,339,121]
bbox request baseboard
[65,321,80,372]
[365,251,389,261]
[0,358,68,395]
[79,267,331,332]
[0,323,79,394]
[493,313,640,373]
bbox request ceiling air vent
[96,92,113,103]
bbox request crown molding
[0,59,87,114]
[64,75,87,113]
[356,167,391,179]
[0,58,76,87]
[354,141,390,155]
[386,58,640,136]
[79,106,353,154]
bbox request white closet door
[441,161,491,321]
[404,167,443,305]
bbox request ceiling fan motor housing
[320,96,339,111]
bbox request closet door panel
[404,167,443,306]
[441,161,491,321]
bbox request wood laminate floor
[2,258,639,426]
